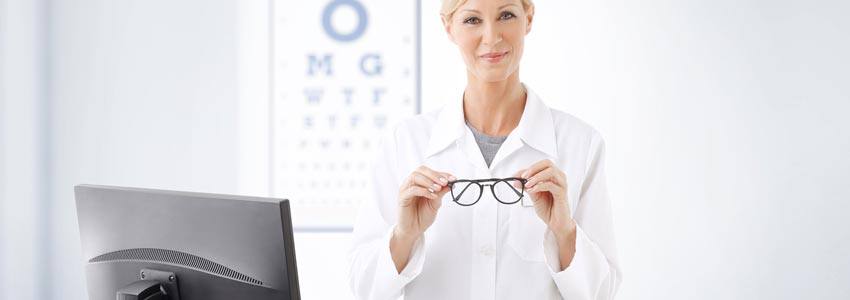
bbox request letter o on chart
[322,0,369,43]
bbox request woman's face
[443,0,533,83]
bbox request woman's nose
[481,23,503,46]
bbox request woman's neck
[462,71,527,137]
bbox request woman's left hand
[513,159,576,236]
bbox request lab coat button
[480,245,495,256]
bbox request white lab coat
[349,84,622,299]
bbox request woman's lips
[480,51,508,63]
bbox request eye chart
[273,0,420,229]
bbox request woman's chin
[470,61,519,82]
[473,69,514,82]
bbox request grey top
[466,121,508,167]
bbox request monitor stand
[116,269,181,300]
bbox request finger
[511,169,526,189]
[521,159,555,179]
[434,183,452,198]
[427,193,444,211]
[437,170,458,182]
[401,186,439,205]
[416,187,445,212]
[526,168,564,189]
[416,166,454,187]
[512,168,525,178]
[527,181,562,195]
[412,172,445,193]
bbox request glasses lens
[493,179,524,204]
[451,181,481,206]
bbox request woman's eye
[500,11,516,20]
[463,17,481,24]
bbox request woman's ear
[525,4,535,35]
[441,14,456,43]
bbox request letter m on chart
[307,54,333,76]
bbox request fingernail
[430,192,437,197]
[521,171,529,179]
[439,177,448,183]
[432,183,440,190]
[525,182,533,188]
[428,188,435,193]
[449,175,457,181]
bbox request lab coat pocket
[507,205,547,262]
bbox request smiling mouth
[479,51,509,63]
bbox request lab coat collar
[424,83,558,160]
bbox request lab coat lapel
[423,91,488,176]
[459,126,490,171]
[488,85,558,169]
[424,92,465,159]
[424,84,558,171]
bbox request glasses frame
[447,177,529,206]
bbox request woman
[349,0,621,298]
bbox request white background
[2,0,849,299]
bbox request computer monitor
[75,184,300,300]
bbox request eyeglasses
[447,177,528,206]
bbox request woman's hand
[391,165,455,272]
[514,159,574,233]
[514,159,577,269]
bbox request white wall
[424,0,850,298]
[46,0,243,298]
[602,2,850,298]
[0,0,48,299]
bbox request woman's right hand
[395,165,455,239]
[390,165,455,272]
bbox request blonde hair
[441,0,534,19]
